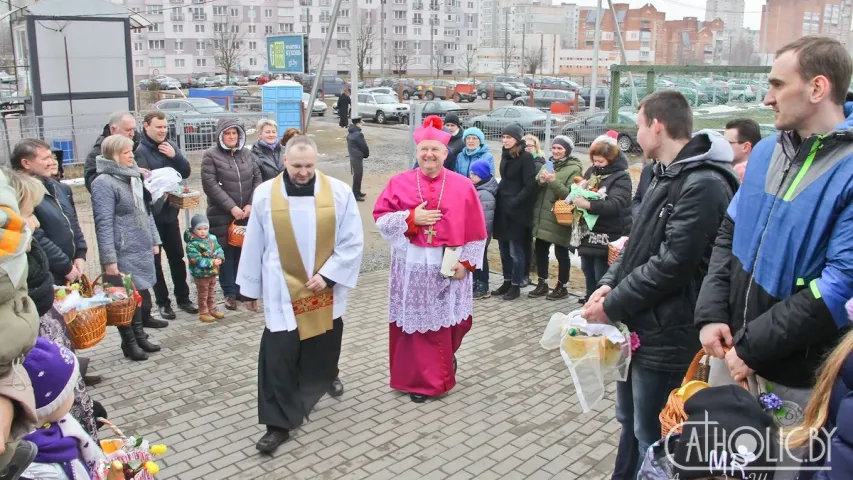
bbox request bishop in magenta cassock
[373,115,487,403]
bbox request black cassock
[257,318,343,430]
[338,94,351,128]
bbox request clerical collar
[417,167,444,183]
[283,172,315,196]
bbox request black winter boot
[546,284,569,301]
[132,315,161,353]
[528,280,550,298]
[491,281,511,296]
[119,326,148,361]
[502,285,520,300]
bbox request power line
[11,0,219,19]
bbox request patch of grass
[692,107,775,132]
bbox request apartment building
[661,17,724,65]
[576,3,666,65]
[705,0,744,29]
[760,0,852,60]
[110,0,479,79]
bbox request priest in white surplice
[237,134,364,455]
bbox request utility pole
[521,21,526,76]
[607,0,636,106]
[305,0,344,131]
[761,1,770,65]
[503,7,509,74]
[351,0,359,119]
[380,0,385,77]
[430,16,435,76]
[539,33,543,76]
[6,0,15,82]
[590,0,602,113]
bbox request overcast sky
[559,0,766,29]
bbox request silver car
[302,93,327,116]
[357,92,409,124]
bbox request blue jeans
[219,244,242,298]
[612,363,684,480]
[498,239,525,286]
[581,255,610,299]
[473,236,491,287]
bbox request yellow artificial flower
[150,444,168,456]
[145,461,160,475]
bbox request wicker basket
[228,220,247,247]
[97,418,157,480]
[607,244,621,265]
[62,308,77,325]
[94,275,137,327]
[552,200,574,226]
[68,305,107,350]
[659,350,746,437]
[168,190,201,210]
[66,274,95,298]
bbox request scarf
[95,156,145,213]
[24,414,105,480]
[260,139,278,150]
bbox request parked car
[561,111,639,152]
[248,74,263,81]
[197,77,219,88]
[302,93,328,116]
[0,72,16,84]
[356,92,410,124]
[578,86,611,110]
[675,87,709,106]
[514,89,586,111]
[231,76,249,86]
[414,80,455,100]
[299,74,349,96]
[477,82,525,100]
[151,98,229,150]
[468,106,551,139]
[728,83,757,102]
[362,87,399,99]
[212,87,260,111]
[507,82,530,94]
[388,79,420,100]
[154,76,182,90]
[420,100,469,122]
[540,78,580,91]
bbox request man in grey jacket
[346,117,369,202]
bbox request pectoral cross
[424,225,437,244]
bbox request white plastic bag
[541,310,632,412]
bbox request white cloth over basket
[540,310,632,412]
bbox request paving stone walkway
[84,270,619,479]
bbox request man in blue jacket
[134,111,197,323]
[696,35,853,460]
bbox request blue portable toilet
[188,88,231,108]
[261,80,303,137]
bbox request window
[231,24,239,33]
[195,24,205,33]
[149,57,166,68]
[265,25,274,34]
[196,58,207,67]
[147,23,162,32]
[394,26,407,34]
[196,41,205,50]
[133,41,143,51]
[414,13,423,24]
[248,25,256,33]
[248,8,256,19]
[249,58,258,66]
[321,26,328,33]
[148,40,165,49]
[393,41,406,49]
[174,40,183,51]
[337,40,350,49]
[280,23,293,32]
[278,8,288,16]
[337,24,350,33]
[230,8,239,17]
[443,56,454,64]
[413,40,421,50]
[468,1,473,7]
[340,9,350,17]
[212,6,226,15]
[175,58,185,67]
[264,8,273,18]
[214,23,226,32]
[414,27,422,35]
[394,10,406,19]
[145,5,162,15]
[248,41,256,50]
[173,24,183,33]
[134,59,144,69]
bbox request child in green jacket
[185,214,225,322]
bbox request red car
[257,74,271,85]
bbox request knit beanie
[23,337,80,420]
[470,160,491,180]
[501,124,524,143]
[671,385,778,479]
[551,135,574,155]
[444,112,461,128]
[190,214,210,233]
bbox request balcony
[429,2,440,11]
[413,2,423,9]
[193,13,207,21]
[413,18,423,24]
[300,0,312,5]
[320,15,331,22]
[170,13,184,21]
[169,0,182,3]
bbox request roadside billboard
[266,34,308,74]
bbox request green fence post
[609,69,620,124]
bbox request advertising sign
[267,34,307,73]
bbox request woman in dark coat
[201,118,261,310]
[251,118,283,182]
[337,89,351,128]
[573,136,633,301]
[492,124,538,301]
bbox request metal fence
[0,110,275,166]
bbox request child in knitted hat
[469,159,497,299]
[185,214,225,322]
[21,337,105,480]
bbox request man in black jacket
[84,111,140,192]
[135,111,197,321]
[346,117,369,201]
[441,113,465,172]
[582,91,738,480]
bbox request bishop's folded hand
[450,262,467,280]
[414,201,442,226]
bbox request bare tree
[309,54,322,72]
[431,47,444,77]
[728,32,756,65]
[461,48,478,78]
[343,24,376,79]
[500,42,517,76]
[524,47,543,75]
[391,45,412,77]
[211,19,247,85]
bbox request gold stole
[270,171,336,340]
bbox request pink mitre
[413,115,452,145]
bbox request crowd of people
[2,33,853,480]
